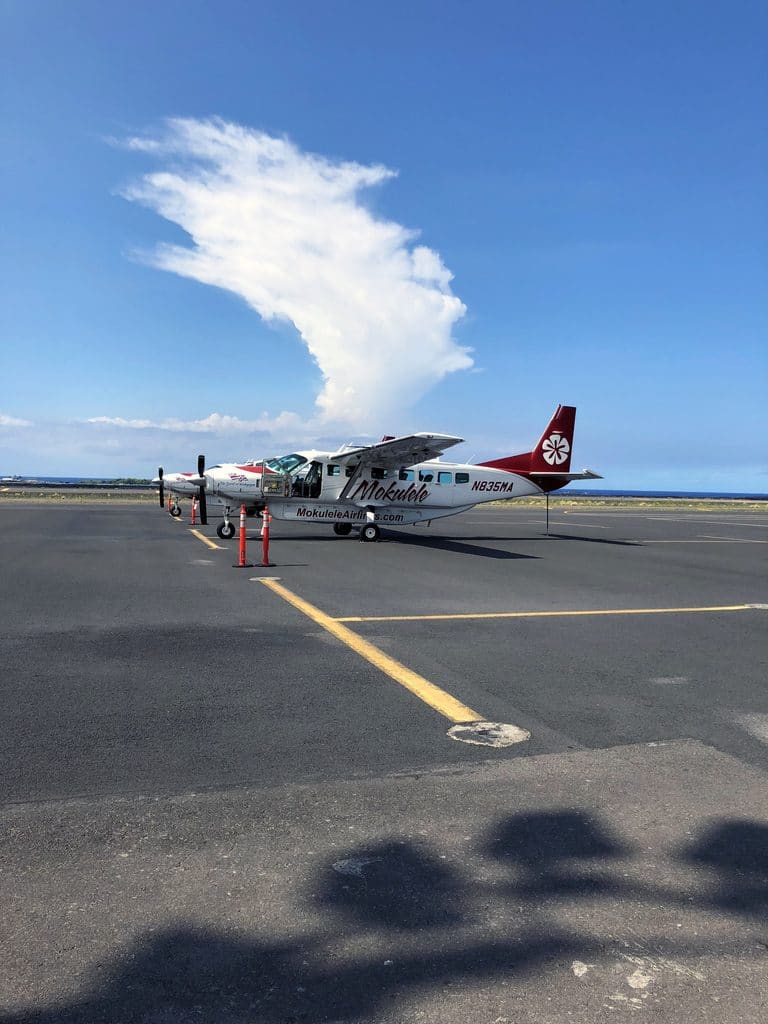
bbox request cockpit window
[265,454,308,474]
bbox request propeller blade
[158,466,165,508]
[196,454,208,524]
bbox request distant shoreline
[0,485,159,504]
[0,478,150,489]
[1,478,766,502]
[0,483,765,512]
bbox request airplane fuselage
[260,455,544,527]
[157,472,198,497]
[206,464,266,504]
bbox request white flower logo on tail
[542,433,570,466]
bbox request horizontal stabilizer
[529,469,603,481]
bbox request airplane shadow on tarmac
[6,812,766,1023]
[382,533,539,559]
[538,533,642,547]
[271,532,539,559]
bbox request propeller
[196,453,208,525]
[157,466,165,508]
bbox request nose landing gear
[216,507,237,539]
[360,523,380,543]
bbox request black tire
[360,523,380,542]
[217,521,236,540]
[169,505,182,518]
[333,523,353,536]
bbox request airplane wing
[333,433,464,470]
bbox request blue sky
[1,0,765,490]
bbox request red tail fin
[478,405,576,474]
[529,405,575,471]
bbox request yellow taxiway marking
[335,604,759,624]
[256,578,483,723]
[189,529,224,550]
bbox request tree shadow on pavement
[4,812,767,1023]
[676,819,768,918]
[313,839,467,930]
[484,808,631,896]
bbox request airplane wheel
[169,505,182,518]
[333,523,352,536]
[360,523,380,543]
[217,521,236,539]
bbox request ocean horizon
[2,476,766,501]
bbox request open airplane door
[259,462,292,499]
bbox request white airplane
[199,405,600,542]
[153,458,266,535]
[153,467,199,515]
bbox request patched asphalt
[1,502,767,1021]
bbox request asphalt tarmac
[1,502,767,1022]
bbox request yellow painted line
[189,529,224,550]
[335,604,758,624]
[256,578,483,723]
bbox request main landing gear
[332,522,379,541]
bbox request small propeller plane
[153,458,266,535]
[153,467,198,516]
[195,404,600,542]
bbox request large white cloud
[87,411,303,434]
[120,118,472,427]
[0,413,32,427]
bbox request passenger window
[398,469,414,482]
[437,471,452,485]
[345,466,356,477]
[326,464,341,477]
[456,472,469,484]
[419,470,434,482]
[371,467,388,480]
